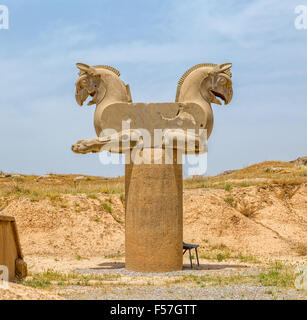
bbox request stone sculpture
[72,63,232,155]
[71,62,233,272]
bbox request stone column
[125,149,183,272]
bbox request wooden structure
[0,215,27,281]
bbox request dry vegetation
[184,160,307,190]
[1,160,306,207]
[0,174,124,209]
[18,260,297,291]
[0,161,307,210]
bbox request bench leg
[195,248,199,267]
[189,249,193,269]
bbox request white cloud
[164,0,298,49]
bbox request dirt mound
[183,184,307,258]
[3,194,125,257]
[2,184,307,260]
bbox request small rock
[74,176,86,181]
[12,174,21,178]
[36,174,51,182]
[220,169,237,176]
[290,156,307,166]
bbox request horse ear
[76,63,90,72]
[218,63,232,73]
[209,63,232,76]
[76,63,99,77]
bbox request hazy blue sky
[0,0,306,177]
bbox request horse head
[176,63,233,138]
[75,63,131,107]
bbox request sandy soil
[0,282,62,300]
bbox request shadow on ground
[90,262,125,270]
[83,262,247,271]
[182,263,246,270]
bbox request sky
[0,0,306,177]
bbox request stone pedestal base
[125,150,183,272]
[0,215,27,281]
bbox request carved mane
[92,65,121,77]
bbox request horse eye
[219,78,226,84]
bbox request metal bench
[183,242,200,269]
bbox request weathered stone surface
[71,62,233,154]
[71,62,233,272]
[291,157,307,166]
[0,216,27,281]
[125,150,183,272]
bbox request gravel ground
[56,266,307,300]
[24,258,307,300]
[59,285,306,300]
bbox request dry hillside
[0,159,307,260]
